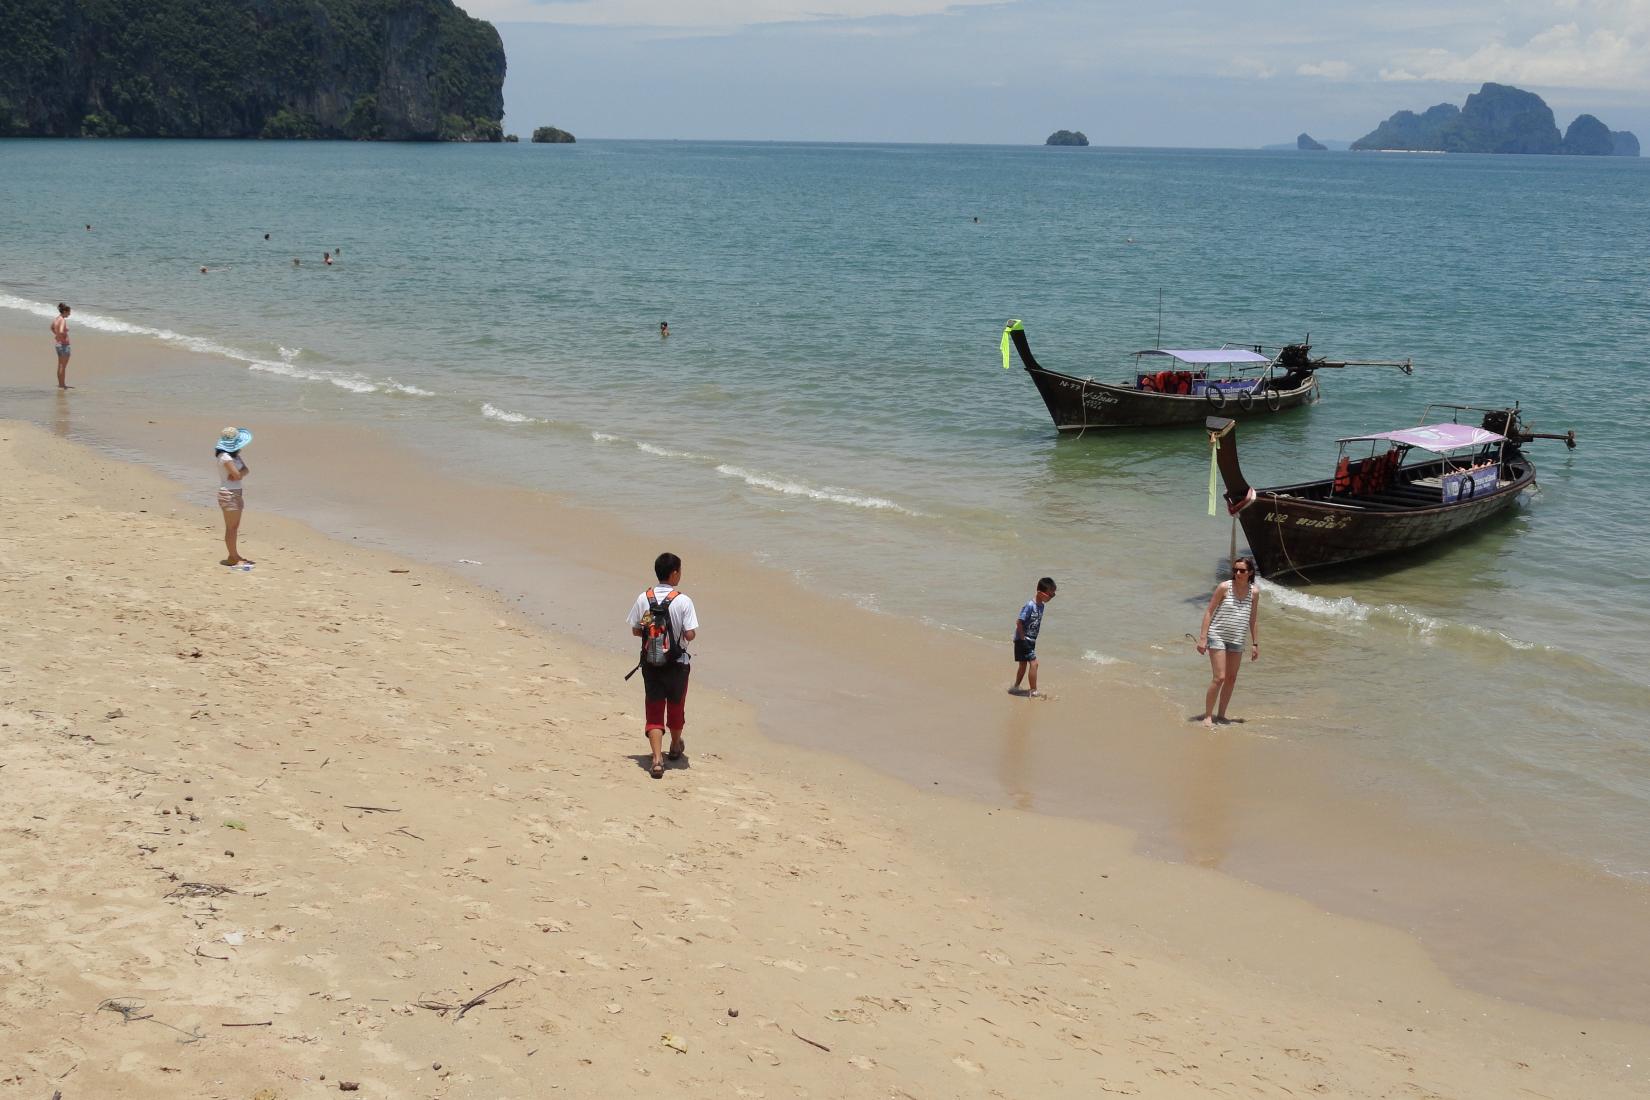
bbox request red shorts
[641,663,689,733]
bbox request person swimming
[659,321,670,338]
[323,252,333,266]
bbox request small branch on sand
[222,1020,273,1028]
[343,805,400,813]
[168,882,236,898]
[414,978,517,1021]
[791,1029,832,1053]
[392,826,425,841]
[96,999,205,1044]
[193,946,230,962]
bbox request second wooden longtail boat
[1207,404,1577,580]
[1002,319,1412,432]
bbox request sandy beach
[2,418,1646,1098]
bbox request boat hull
[1236,463,1533,579]
[1027,366,1318,431]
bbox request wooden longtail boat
[1207,404,1577,580]
[1002,319,1412,432]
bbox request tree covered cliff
[0,0,505,140]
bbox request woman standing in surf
[1195,557,1260,727]
[215,427,253,567]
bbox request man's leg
[665,667,689,758]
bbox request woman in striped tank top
[1195,556,1261,728]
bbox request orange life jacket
[1333,455,1351,493]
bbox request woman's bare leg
[221,507,247,565]
[1202,648,1225,728]
[1215,652,1241,720]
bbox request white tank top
[1209,581,1256,641]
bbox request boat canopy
[1135,348,1271,365]
[1337,423,1505,453]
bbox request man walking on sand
[627,552,699,779]
[51,303,72,388]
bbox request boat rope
[1272,499,1312,585]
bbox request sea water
[2,139,1648,883]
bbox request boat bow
[1205,417,1256,513]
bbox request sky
[468,0,1650,146]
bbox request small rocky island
[531,126,576,144]
[1045,130,1089,146]
[1297,133,1327,151]
[1351,83,1638,156]
[0,0,505,141]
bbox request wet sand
[4,416,1648,1096]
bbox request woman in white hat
[215,426,253,566]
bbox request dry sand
[1,419,1645,1099]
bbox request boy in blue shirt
[1010,577,1057,696]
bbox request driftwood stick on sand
[791,1029,832,1053]
[414,977,517,1020]
[343,804,401,813]
[222,1020,274,1027]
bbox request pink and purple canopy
[1135,348,1271,365]
[1338,423,1505,453]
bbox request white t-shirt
[626,586,699,666]
[218,453,246,491]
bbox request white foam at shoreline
[715,464,918,515]
[639,442,705,460]
[1082,651,1121,666]
[482,402,538,424]
[0,292,425,398]
[1265,582,1537,651]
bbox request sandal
[650,760,665,779]
[666,743,685,761]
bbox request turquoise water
[3,139,1649,880]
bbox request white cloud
[1224,57,1277,79]
[464,0,1010,28]
[1377,3,1650,90]
[1296,60,1353,79]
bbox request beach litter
[457,559,483,565]
[661,1033,688,1053]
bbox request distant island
[1351,83,1639,156]
[1045,130,1089,146]
[0,0,505,141]
[1297,133,1327,151]
[532,127,576,144]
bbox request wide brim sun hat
[217,426,253,452]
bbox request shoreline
[3,416,1647,1097]
[4,307,1650,1028]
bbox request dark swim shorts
[1013,638,1037,663]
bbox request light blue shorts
[55,343,71,357]
[1205,635,1243,652]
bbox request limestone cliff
[0,0,505,141]
[1352,83,1636,156]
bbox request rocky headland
[0,0,505,141]
[1297,133,1327,151]
[531,126,576,144]
[1045,129,1089,146]
[1351,83,1638,156]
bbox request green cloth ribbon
[1000,319,1023,370]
